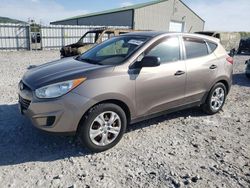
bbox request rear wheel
[202,83,227,115]
[78,103,127,152]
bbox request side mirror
[140,56,161,67]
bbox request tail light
[226,56,234,64]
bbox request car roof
[182,33,220,43]
[123,31,166,37]
[123,31,220,43]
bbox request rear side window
[206,41,217,52]
[184,37,208,59]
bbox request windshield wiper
[75,56,103,65]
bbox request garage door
[169,21,184,32]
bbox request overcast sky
[0,0,249,31]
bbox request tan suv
[19,32,233,152]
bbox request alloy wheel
[89,111,121,146]
[210,87,225,111]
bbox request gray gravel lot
[0,51,249,188]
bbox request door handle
[209,64,217,69]
[174,70,185,76]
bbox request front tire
[78,103,127,152]
[246,73,250,79]
[202,83,227,115]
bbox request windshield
[76,36,149,65]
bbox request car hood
[22,57,113,90]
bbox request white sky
[187,0,250,31]
[0,0,249,31]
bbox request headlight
[35,78,86,99]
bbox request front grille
[19,95,31,110]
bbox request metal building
[51,0,205,33]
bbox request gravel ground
[0,51,249,188]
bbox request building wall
[51,19,78,25]
[134,0,204,32]
[52,10,133,27]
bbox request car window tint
[97,40,128,56]
[206,41,217,52]
[184,37,208,59]
[95,37,147,57]
[147,37,180,63]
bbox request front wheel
[202,83,227,115]
[78,103,127,152]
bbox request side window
[184,37,208,59]
[206,41,217,53]
[146,37,180,63]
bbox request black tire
[202,83,227,115]
[78,103,127,152]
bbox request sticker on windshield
[128,39,144,46]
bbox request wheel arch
[217,80,230,94]
[96,99,131,124]
[77,99,132,134]
[201,78,230,105]
[209,76,231,94]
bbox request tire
[246,73,250,79]
[202,83,227,115]
[78,103,127,152]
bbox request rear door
[134,36,186,117]
[182,36,219,103]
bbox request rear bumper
[19,91,96,134]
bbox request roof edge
[50,9,134,24]
[51,0,205,24]
[51,0,168,24]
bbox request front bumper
[19,89,96,134]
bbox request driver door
[134,36,186,117]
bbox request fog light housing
[46,116,56,127]
[34,116,56,127]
